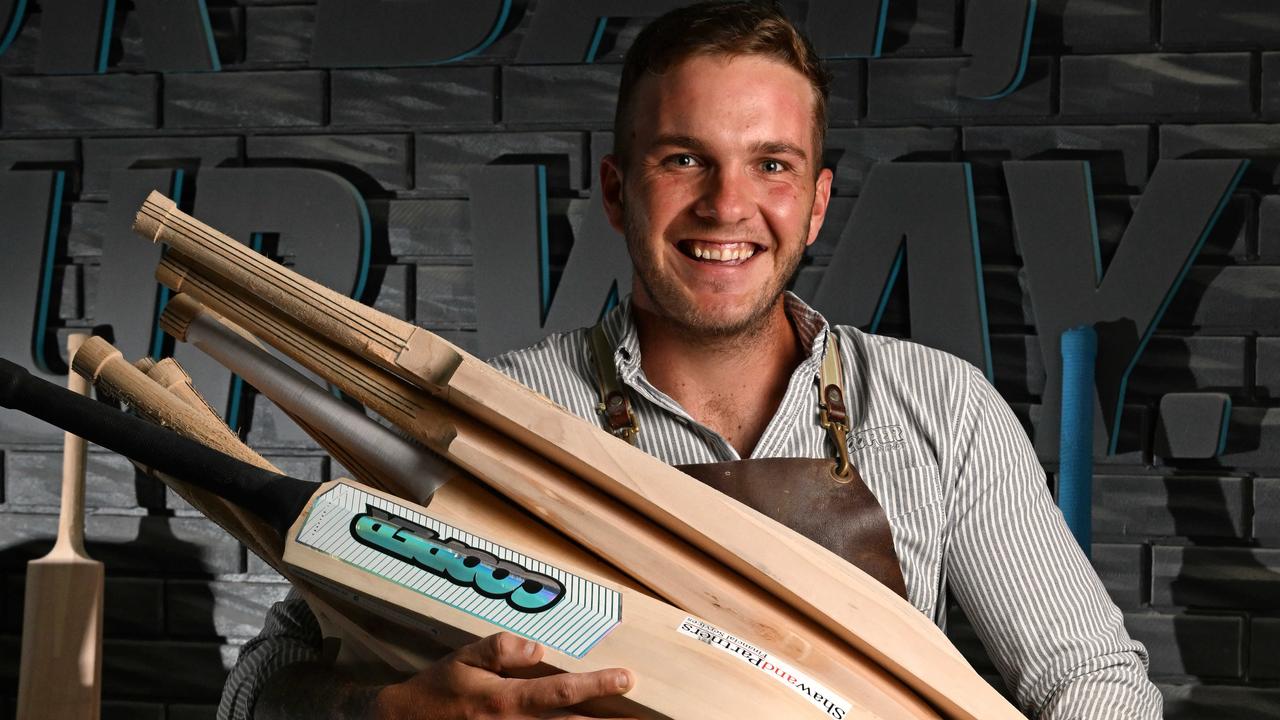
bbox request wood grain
[157,267,938,720]
[16,334,104,720]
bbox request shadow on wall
[0,463,234,716]
[1142,253,1280,719]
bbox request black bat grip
[0,358,314,536]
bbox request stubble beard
[622,197,809,344]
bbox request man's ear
[806,167,834,247]
[600,154,626,235]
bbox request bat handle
[58,334,92,554]
[0,357,314,537]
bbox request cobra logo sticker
[351,505,565,613]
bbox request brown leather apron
[589,325,908,599]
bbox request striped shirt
[220,292,1160,719]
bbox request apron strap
[589,320,854,476]
[818,331,855,480]
[589,322,640,444]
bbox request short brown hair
[612,1,830,172]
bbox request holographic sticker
[296,483,620,658]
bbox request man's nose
[694,168,757,223]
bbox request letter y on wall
[1006,158,1247,460]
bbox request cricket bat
[137,192,1019,719]
[16,334,104,720]
[159,281,941,720]
[0,356,847,720]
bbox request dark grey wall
[1,1,1278,718]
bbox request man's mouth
[677,240,763,265]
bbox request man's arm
[945,368,1162,718]
[220,591,635,720]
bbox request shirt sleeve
[944,368,1162,719]
[217,588,324,720]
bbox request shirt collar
[599,291,832,384]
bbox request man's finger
[514,668,634,713]
[451,632,543,673]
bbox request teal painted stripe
[974,0,1037,99]
[962,164,994,381]
[197,0,221,71]
[150,170,185,359]
[599,281,619,321]
[1107,160,1248,455]
[432,0,512,65]
[584,17,608,63]
[33,171,66,372]
[537,165,551,323]
[869,244,905,334]
[1217,397,1233,456]
[1082,162,1103,285]
[0,0,27,55]
[871,0,890,57]
[348,179,373,300]
[96,0,117,73]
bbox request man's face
[602,54,833,338]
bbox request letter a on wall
[809,162,993,379]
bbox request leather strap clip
[818,332,854,480]
[590,323,640,444]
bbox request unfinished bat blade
[147,204,967,712]
[17,334,104,720]
[163,293,642,593]
[136,190,1020,720]
[0,357,847,720]
[158,279,936,720]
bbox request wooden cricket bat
[161,293,925,719]
[16,334,103,720]
[0,357,848,720]
[138,194,1008,718]
[159,284,940,720]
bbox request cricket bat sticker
[296,483,621,658]
[678,616,853,719]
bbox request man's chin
[672,297,778,339]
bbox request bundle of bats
[3,191,1025,720]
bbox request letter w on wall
[469,165,631,359]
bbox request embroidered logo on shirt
[852,425,906,453]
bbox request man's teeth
[690,243,755,262]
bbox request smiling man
[224,3,1162,719]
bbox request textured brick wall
[2,1,1279,717]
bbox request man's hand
[372,632,636,720]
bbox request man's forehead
[628,54,819,150]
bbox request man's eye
[760,159,786,173]
[667,154,698,168]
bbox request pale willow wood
[287,479,837,720]
[80,341,833,718]
[137,190,1020,719]
[17,334,104,720]
[157,267,937,720]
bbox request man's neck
[632,300,805,457]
